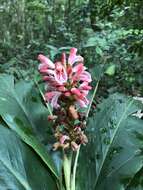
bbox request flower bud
[48,115,57,121]
[53,142,61,151]
[71,141,79,151]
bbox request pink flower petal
[79,71,92,82]
[45,91,61,108]
[60,135,70,144]
[71,88,83,98]
[79,82,92,90]
[39,68,55,75]
[76,99,89,108]
[81,90,89,96]
[73,63,84,74]
[68,48,83,65]
[72,63,85,81]
[64,92,71,97]
[61,52,66,66]
[72,55,84,64]
[68,48,77,65]
[55,62,67,84]
[38,54,55,69]
[57,86,67,92]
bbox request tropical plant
[0,48,143,190]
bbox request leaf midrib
[94,99,134,189]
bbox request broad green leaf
[78,93,143,190]
[0,125,57,190]
[0,74,59,179]
[105,64,116,76]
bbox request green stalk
[71,146,80,190]
[63,151,72,190]
[70,81,99,190]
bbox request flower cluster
[38,48,92,108]
[38,48,92,151]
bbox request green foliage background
[0,0,143,95]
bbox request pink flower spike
[55,62,68,84]
[45,91,61,108]
[38,48,92,110]
[38,54,55,69]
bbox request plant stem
[63,151,72,190]
[71,146,80,190]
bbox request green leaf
[90,64,105,80]
[96,47,103,56]
[0,74,59,179]
[83,37,97,47]
[0,125,57,190]
[78,93,143,190]
[105,64,116,76]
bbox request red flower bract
[38,48,92,109]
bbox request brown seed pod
[62,142,70,149]
[81,134,88,144]
[68,105,79,120]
